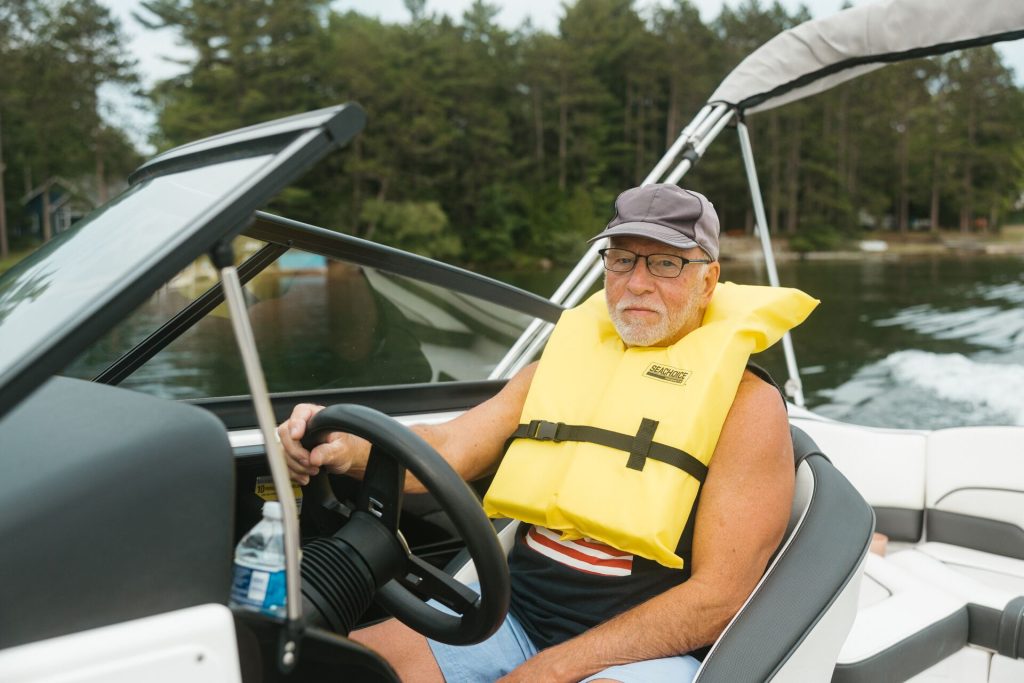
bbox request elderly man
[279,184,800,683]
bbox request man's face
[604,236,720,347]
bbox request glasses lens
[648,255,684,277]
[602,249,636,272]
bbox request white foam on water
[874,305,1024,348]
[813,350,1024,428]
[882,350,1024,426]
[978,281,1024,304]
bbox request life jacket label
[645,363,690,385]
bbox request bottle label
[231,564,286,617]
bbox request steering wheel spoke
[357,445,405,532]
[398,555,481,614]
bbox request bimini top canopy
[709,0,1024,115]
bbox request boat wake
[874,304,1024,348]
[813,350,1024,429]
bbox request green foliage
[0,0,140,247]
[7,0,1024,263]
[133,0,1024,258]
[140,0,331,147]
[359,198,462,260]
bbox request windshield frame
[0,104,366,420]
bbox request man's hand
[276,362,536,490]
[276,403,369,485]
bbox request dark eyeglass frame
[598,247,711,278]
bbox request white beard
[607,290,702,347]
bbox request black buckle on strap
[528,420,564,442]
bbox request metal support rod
[490,248,603,379]
[489,316,547,379]
[496,321,555,379]
[665,107,734,185]
[562,255,606,309]
[219,260,304,623]
[736,120,807,407]
[643,104,714,186]
[495,254,608,378]
[689,102,730,148]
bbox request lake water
[502,254,1024,431]
[67,252,1023,431]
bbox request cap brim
[588,221,700,250]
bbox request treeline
[4,0,1024,267]
[0,1,142,258]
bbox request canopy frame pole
[665,106,734,185]
[495,257,607,378]
[736,119,806,407]
[644,104,715,185]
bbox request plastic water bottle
[230,501,287,618]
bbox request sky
[102,0,1024,152]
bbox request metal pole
[495,321,555,378]
[219,261,304,624]
[494,256,609,378]
[488,255,594,379]
[643,105,713,186]
[736,120,806,407]
[665,107,734,185]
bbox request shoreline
[719,228,1024,262]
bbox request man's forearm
[501,577,744,682]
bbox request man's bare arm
[498,372,795,682]
[278,363,537,492]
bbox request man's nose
[626,257,656,294]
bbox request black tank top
[507,364,785,651]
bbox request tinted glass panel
[0,155,273,386]
[71,248,533,399]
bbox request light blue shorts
[426,585,700,682]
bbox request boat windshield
[0,154,274,388]
[62,241,533,398]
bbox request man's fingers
[288,403,322,440]
[282,448,315,486]
[310,439,352,474]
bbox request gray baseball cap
[589,184,720,261]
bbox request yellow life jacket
[482,282,819,568]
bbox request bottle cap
[263,501,283,519]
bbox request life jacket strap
[508,419,708,483]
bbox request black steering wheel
[300,403,510,645]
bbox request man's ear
[702,262,721,303]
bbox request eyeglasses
[598,248,711,278]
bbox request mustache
[615,297,667,316]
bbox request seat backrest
[791,416,927,542]
[693,426,874,682]
[925,426,1024,560]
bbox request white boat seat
[924,426,1024,561]
[903,543,1024,600]
[833,553,968,682]
[691,426,873,681]
[888,546,1024,659]
[789,417,928,542]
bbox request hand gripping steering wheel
[300,403,510,645]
